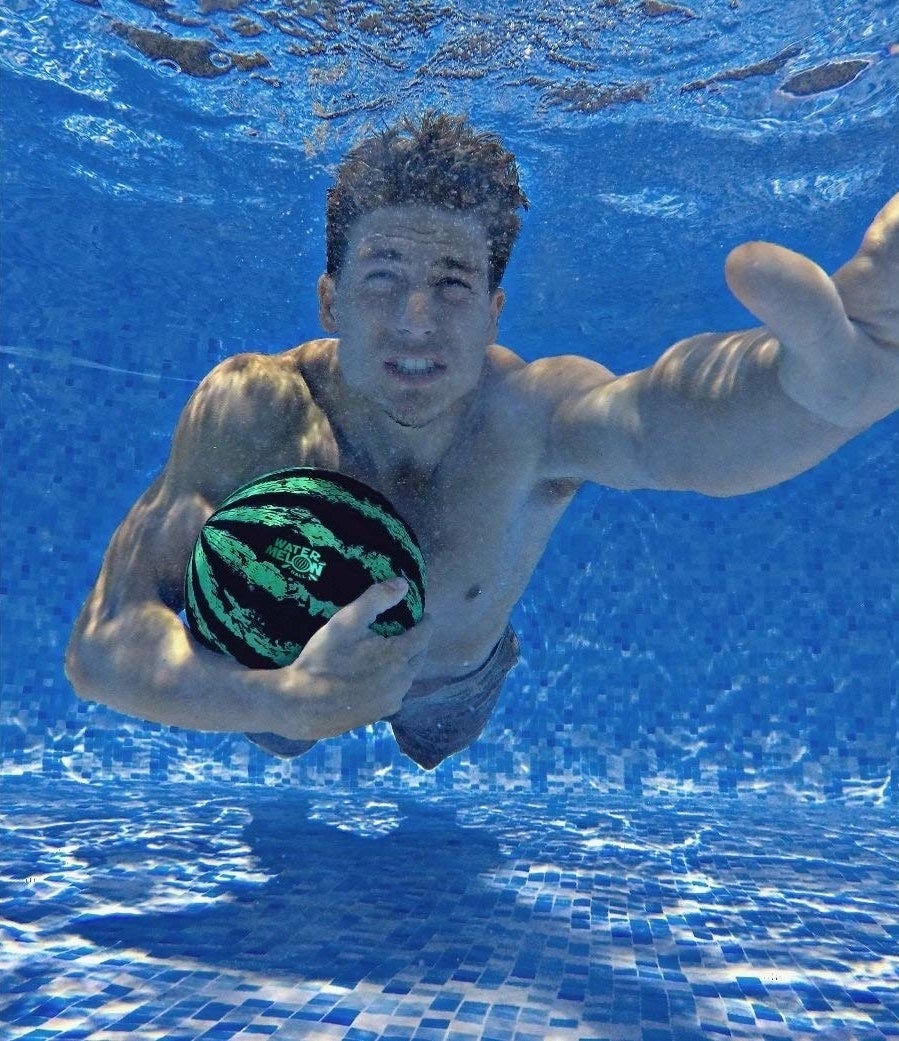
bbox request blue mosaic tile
[2,778,896,1040]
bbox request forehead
[345,205,489,268]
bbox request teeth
[394,358,437,374]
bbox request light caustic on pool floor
[2,779,898,1039]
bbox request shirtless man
[65,113,899,770]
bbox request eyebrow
[357,245,484,276]
[359,246,403,263]
[436,255,483,276]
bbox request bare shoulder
[489,345,615,403]
[167,342,324,503]
[487,345,645,490]
[486,344,616,442]
[79,344,331,615]
[515,350,616,399]
[183,344,317,423]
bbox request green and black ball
[184,467,426,668]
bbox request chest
[299,418,574,628]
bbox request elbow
[64,628,95,703]
[64,618,111,706]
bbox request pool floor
[1,777,897,1040]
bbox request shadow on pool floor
[1,777,897,1039]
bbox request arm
[64,474,280,734]
[542,194,899,496]
[65,352,429,738]
[66,354,311,733]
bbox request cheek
[335,322,386,385]
[342,299,394,340]
[463,309,498,347]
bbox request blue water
[2,0,898,1037]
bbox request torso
[195,339,581,683]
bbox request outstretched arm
[543,193,899,497]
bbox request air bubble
[210,51,232,70]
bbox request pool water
[2,0,898,1038]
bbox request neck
[332,372,481,484]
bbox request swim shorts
[245,626,520,770]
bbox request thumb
[724,240,855,355]
[328,577,409,637]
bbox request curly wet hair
[325,112,529,292]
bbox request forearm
[66,600,300,736]
[633,328,861,497]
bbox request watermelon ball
[184,467,426,668]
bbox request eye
[435,276,472,295]
[363,269,400,293]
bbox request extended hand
[724,193,899,429]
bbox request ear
[489,288,506,335]
[317,273,338,332]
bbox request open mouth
[384,358,447,381]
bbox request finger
[724,240,855,355]
[326,578,410,638]
[359,612,433,663]
[832,193,899,346]
[854,192,899,263]
[390,612,434,653]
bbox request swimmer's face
[317,205,505,429]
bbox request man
[65,113,899,770]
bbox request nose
[398,288,436,338]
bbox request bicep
[65,465,216,705]
[538,355,658,490]
[85,476,213,625]
[81,363,250,621]
[88,352,312,610]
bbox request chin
[385,407,437,429]
[378,371,480,430]
[381,389,458,430]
